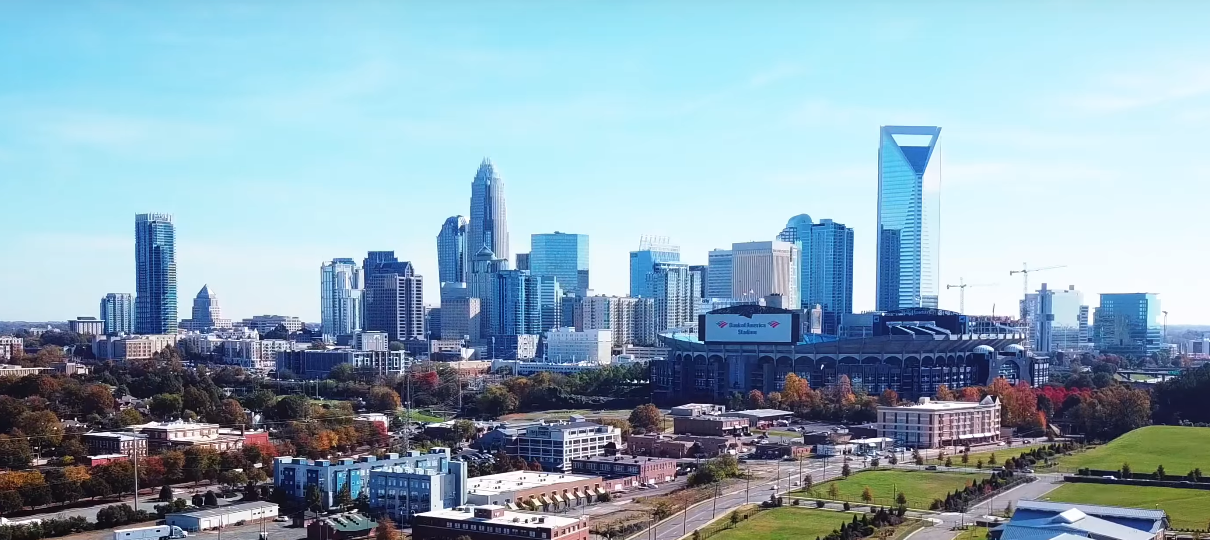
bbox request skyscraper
[648,262,700,332]
[468,159,509,261]
[730,241,799,308]
[99,293,134,335]
[877,126,942,311]
[705,249,733,300]
[530,232,589,297]
[629,236,680,298]
[1094,293,1161,357]
[486,270,559,337]
[321,258,364,336]
[180,285,231,332]
[805,219,854,335]
[436,216,469,285]
[134,213,177,334]
[777,214,814,308]
[364,260,425,342]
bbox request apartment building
[511,420,622,472]
[876,396,1001,449]
[412,505,589,540]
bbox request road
[22,486,237,523]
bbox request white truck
[113,525,188,540]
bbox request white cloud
[1070,61,1210,113]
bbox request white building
[580,295,656,347]
[166,502,278,531]
[544,328,611,363]
[876,396,1001,449]
[93,334,180,361]
[238,315,303,334]
[0,337,23,361]
[513,419,622,472]
[492,356,646,376]
[321,259,364,337]
[221,339,298,373]
[669,403,726,417]
[68,317,105,336]
[730,241,799,308]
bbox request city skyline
[3,3,1209,323]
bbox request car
[274,516,289,523]
[925,465,938,471]
[1103,475,1117,480]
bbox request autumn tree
[862,486,873,503]
[376,517,402,540]
[958,387,983,402]
[834,375,855,405]
[476,385,518,418]
[629,403,662,431]
[746,390,766,409]
[935,384,957,401]
[879,389,900,407]
[368,386,402,411]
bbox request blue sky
[2,1,1208,323]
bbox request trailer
[113,525,188,540]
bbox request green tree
[1121,462,1132,477]
[242,389,276,411]
[476,385,518,418]
[159,485,173,502]
[861,486,873,503]
[305,484,323,511]
[149,393,184,419]
[329,363,356,382]
[210,399,248,426]
[336,482,353,509]
[628,403,662,431]
[453,420,478,442]
[117,407,144,426]
[989,452,997,465]
[896,492,907,506]
[841,463,851,477]
[203,491,218,506]
[827,483,840,499]
[16,410,64,445]
[0,491,22,515]
[274,394,312,420]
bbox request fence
[1064,475,1210,490]
[692,504,765,540]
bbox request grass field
[398,409,445,423]
[1057,426,1210,474]
[1044,483,1210,530]
[796,469,987,509]
[764,430,802,438]
[929,449,1020,467]
[499,408,634,422]
[708,508,866,540]
[954,526,988,540]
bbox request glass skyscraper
[806,219,854,334]
[320,258,363,336]
[877,126,942,311]
[629,236,680,298]
[647,262,700,332]
[1094,293,1162,357]
[705,249,733,300]
[777,214,814,308]
[530,232,589,297]
[99,292,133,335]
[436,215,469,285]
[468,159,509,261]
[134,213,177,334]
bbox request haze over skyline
[2,2,1209,323]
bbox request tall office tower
[648,262,700,332]
[705,249,733,299]
[688,265,707,301]
[439,283,481,341]
[580,295,657,347]
[364,261,425,342]
[486,270,555,337]
[99,293,134,335]
[515,253,530,271]
[535,275,564,332]
[1094,293,1162,357]
[468,158,509,261]
[436,216,469,284]
[530,232,590,296]
[363,251,401,288]
[877,126,942,311]
[179,285,231,332]
[320,258,364,336]
[468,247,509,338]
[134,213,177,334]
[730,241,800,309]
[1032,284,1091,353]
[629,236,680,297]
[777,214,814,308]
[805,219,854,335]
[560,293,583,330]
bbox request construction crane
[946,278,995,313]
[1009,263,1067,351]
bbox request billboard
[700,313,798,344]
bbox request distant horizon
[3,3,1208,323]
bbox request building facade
[81,432,148,458]
[570,456,677,486]
[93,334,179,361]
[530,232,589,297]
[877,126,942,311]
[134,212,177,334]
[805,219,854,334]
[364,262,425,342]
[179,285,231,332]
[705,249,733,300]
[440,284,481,341]
[465,471,612,511]
[543,328,611,363]
[437,216,470,285]
[276,349,409,379]
[876,396,1001,449]
[69,317,104,336]
[132,421,244,452]
[511,421,622,472]
[648,262,700,333]
[469,159,510,261]
[629,237,680,298]
[730,241,800,309]
[366,448,468,523]
[239,315,303,334]
[321,258,364,337]
[275,450,455,510]
[1094,293,1163,358]
[579,295,656,347]
[0,337,22,361]
[672,416,748,437]
[412,505,589,540]
[100,293,134,335]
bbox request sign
[702,313,796,343]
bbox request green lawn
[930,450,1017,467]
[708,508,864,540]
[398,409,445,423]
[954,526,988,540]
[795,469,987,509]
[764,430,802,439]
[1044,483,1210,530]
[1057,426,1210,474]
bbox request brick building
[626,434,738,459]
[81,432,148,458]
[571,455,677,487]
[672,416,749,437]
[413,505,589,540]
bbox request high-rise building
[530,232,589,297]
[486,270,561,337]
[1029,283,1090,353]
[439,283,481,341]
[877,126,942,311]
[363,251,404,289]
[580,295,657,347]
[135,213,177,334]
[179,285,231,332]
[648,262,700,332]
[436,216,469,285]
[805,219,854,335]
[99,293,134,335]
[777,214,814,308]
[730,241,799,309]
[320,258,363,336]
[1094,293,1162,358]
[629,236,680,298]
[468,247,510,339]
[364,261,425,342]
[468,159,509,261]
[515,252,530,271]
[705,249,733,300]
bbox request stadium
[652,305,1048,403]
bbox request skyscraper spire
[468,158,509,261]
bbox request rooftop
[572,455,677,465]
[1014,500,1167,524]
[168,501,278,519]
[131,420,221,431]
[731,409,793,418]
[83,431,146,441]
[1002,509,1155,540]
[418,506,582,529]
[467,471,599,495]
[882,396,998,411]
[315,512,375,532]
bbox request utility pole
[132,444,139,512]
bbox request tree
[305,484,323,511]
[83,477,112,499]
[149,393,184,419]
[242,389,277,412]
[329,363,356,382]
[1156,465,1166,480]
[336,482,353,509]
[203,491,218,506]
[117,407,144,426]
[368,386,402,411]
[961,452,969,464]
[1121,463,1132,477]
[945,457,953,467]
[989,453,997,465]
[0,491,22,515]
[861,486,873,503]
[976,459,983,469]
[878,389,900,407]
[841,464,851,477]
[376,517,402,540]
[827,483,840,499]
[274,394,312,421]
[80,384,116,416]
[935,385,957,401]
[452,420,478,442]
[629,403,662,431]
[476,385,518,418]
[192,494,204,507]
[16,410,64,446]
[747,389,766,409]
[896,492,908,506]
[211,399,248,426]
[159,485,173,502]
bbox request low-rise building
[669,403,726,417]
[626,434,738,459]
[570,455,677,487]
[465,471,614,512]
[876,396,1001,449]
[672,416,749,437]
[367,451,467,524]
[511,419,622,472]
[81,432,148,458]
[729,409,794,429]
[132,421,244,452]
[0,337,23,361]
[306,512,376,540]
[93,334,179,361]
[276,449,462,511]
[753,442,811,460]
[276,349,409,379]
[413,505,589,540]
[166,502,279,532]
[995,500,1167,540]
[0,364,53,377]
[543,328,612,363]
[68,317,104,336]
